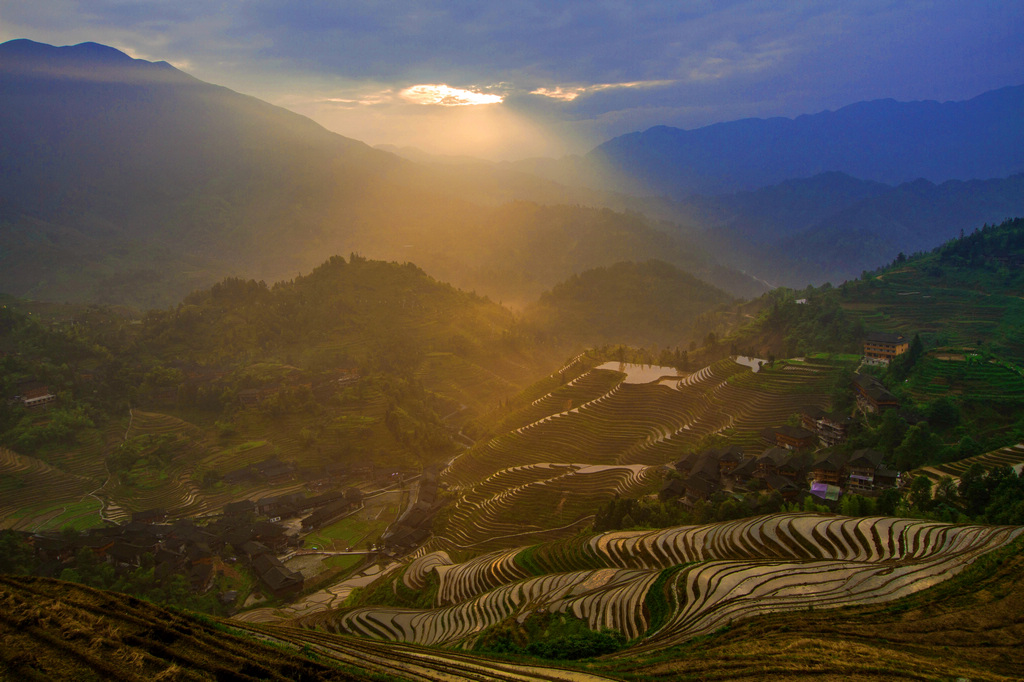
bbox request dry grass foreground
[596,535,1024,681]
[0,574,379,682]
[1,535,1023,681]
[0,574,617,681]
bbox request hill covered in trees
[525,259,735,348]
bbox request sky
[1,1,1021,160]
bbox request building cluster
[664,375,903,507]
[27,511,302,601]
[665,440,897,508]
[381,464,442,551]
[852,373,899,413]
[22,487,366,605]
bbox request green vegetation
[474,611,627,660]
[527,259,735,348]
[644,565,686,635]
[303,502,398,552]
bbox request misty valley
[1,34,1024,682]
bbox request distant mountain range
[0,39,757,307]
[586,85,1024,198]
[2,38,1022,308]
[684,172,1024,287]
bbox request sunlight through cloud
[531,80,675,102]
[400,84,503,106]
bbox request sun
[399,84,503,106]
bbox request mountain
[526,259,735,348]
[0,39,399,306]
[0,39,760,308]
[588,85,1024,198]
[687,172,1024,287]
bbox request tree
[958,463,990,516]
[908,475,934,512]
[893,423,944,471]
[0,531,36,575]
[934,476,959,507]
[927,397,960,430]
[877,488,901,515]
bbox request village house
[658,478,685,502]
[755,447,791,478]
[863,332,910,364]
[761,425,816,450]
[765,474,800,501]
[810,450,848,486]
[846,448,884,491]
[727,456,759,486]
[852,373,899,413]
[801,406,855,447]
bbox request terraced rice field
[297,513,1021,654]
[907,353,1024,401]
[435,463,658,552]
[0,447,102,531]
[436,358,836,551]
[842,273,1024,365]
[917,442,1024,484]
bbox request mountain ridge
[587,84,1024,197]
[0,39,760,308]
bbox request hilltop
[526,259,736,348]
[719,217,1024,364]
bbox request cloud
[399,84,503,106]
[1,1,1021,157]
[531,80,676,102]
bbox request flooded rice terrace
[595,362,682,383]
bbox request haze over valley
[2,4,1024,680]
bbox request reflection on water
[733,355,766,373]
[595,362,682,383]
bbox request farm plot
[907,353,1024,401]
[437,358,842,553]
[435,464,657,552]
[0,447,101,530]
[97,411,228,520]
[916,442,1024,484]
[444,359,750,487]
[299,513,1021,653]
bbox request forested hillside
[525,260,735,347]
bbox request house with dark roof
[765,475,800,501]
[811,450,847,486]
[852,373,899,413]
[801,406,855,447]
[728,456,759,485]
[224,500,254,518]
[761,425,816,450]
[659,478,685,502]
[846,448,884,491]
[716,445,745,475]
[252,554,303,598]
[756,447,792,478]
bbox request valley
[1,26,1023,680]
